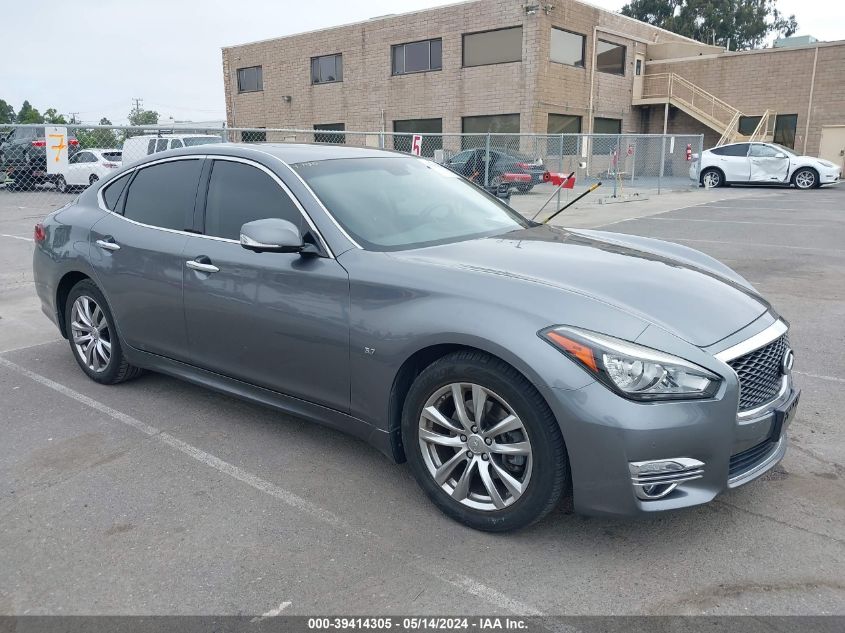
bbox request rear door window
[712,144,749,157]
[155,139,169,153]
[203,160,303,240]
[170,139,184,149]
[122,159,202,230]
[102,172,132,211]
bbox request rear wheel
[64,280,143,385]
[701,168,724,188]
[55,175,68,193]
[402,351,568,532]
[793,167,818,190]
[89,174,99,186]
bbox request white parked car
[692,142,842,189]
[55,149,123,193]
[121,134,222,166]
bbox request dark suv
[0,126,79,191]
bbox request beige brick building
[222,0,845,163]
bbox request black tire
[64,279,143,385]
[402,350,568,532]
[55,175,68,193]
[792,167,819,190]
[516,183,534,193]
[700,167,724,188]
[89,174,99,186]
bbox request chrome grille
[728,334,788,411]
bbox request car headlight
[540,326,721,401]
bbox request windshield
[293,157,530,251]
[183,136,220,147]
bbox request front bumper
[820,167,841,185]
[539,366,798,517]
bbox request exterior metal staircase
[634,73,774,146]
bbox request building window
[311,54,343,84]
[550,28,585,67]
[547,114,582,155]
[738,115,762,136]
[392,39,442,75]
[463,27,522,68]
[237,66,263,93]
[314,123,345,144]
[461,114,520,149]
[596,40,626,75]
[594,117,622,134]
[593,117,622,155]
[393,118,443,156]
[773,114,798,149]
[241,129,267,143]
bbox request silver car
[32,144,800,532]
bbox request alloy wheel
[418,382,533,511]
[702,171,721,188]
[70,296,112,372]
[795,169,815,189]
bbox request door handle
[186,259,219,274]
[95,238,120,251]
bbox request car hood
[391,225,769,347]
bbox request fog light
[629,457,705,500]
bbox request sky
[2,0,842,125]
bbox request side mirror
[239,218,316,254]
[775,152,787,159]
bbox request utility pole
[131,98,143,117]
[68,112,79,124]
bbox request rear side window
[147,139,156,154]
[203,160,303,241]
[155,139,169,153]
[170,139,184,149]
[102,173,132,211]
[123,160,202,230]
[712,144,749,157]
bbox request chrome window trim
[714,319,788,363]
[265,154,364,250]
[96,153,335,258]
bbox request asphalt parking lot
[0,184,843,616]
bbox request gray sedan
[32,144,800,532]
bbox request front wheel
[700,168,724,188]
[402,351,568,532]
[55,175,68,193]
[65,280,143,385]
[793,167,818,190]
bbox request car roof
[141,142,404,164]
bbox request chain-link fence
[0,124,703,219]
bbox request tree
[0,99,15,124]
[621,0,799,50]
[77,117,120,149]
[16,100,43,124]
[128,108,159,126]
[43,108,67,124]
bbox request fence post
[658,135,666,195]
[484,134,491,188]
[557,134,564,212]
[697,134,704,181]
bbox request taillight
[34,223,46,243]
[516,162,532,169]
[69,139,79,146]
[103,162,119,168]
[31,140,46,147]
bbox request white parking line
[251,600,292,622]
[671,238,843,253]
[0,356,546,617]
[641,217,823,228]
[0,233,33,242]
[794,370,845,384]
[697,206,840,212]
